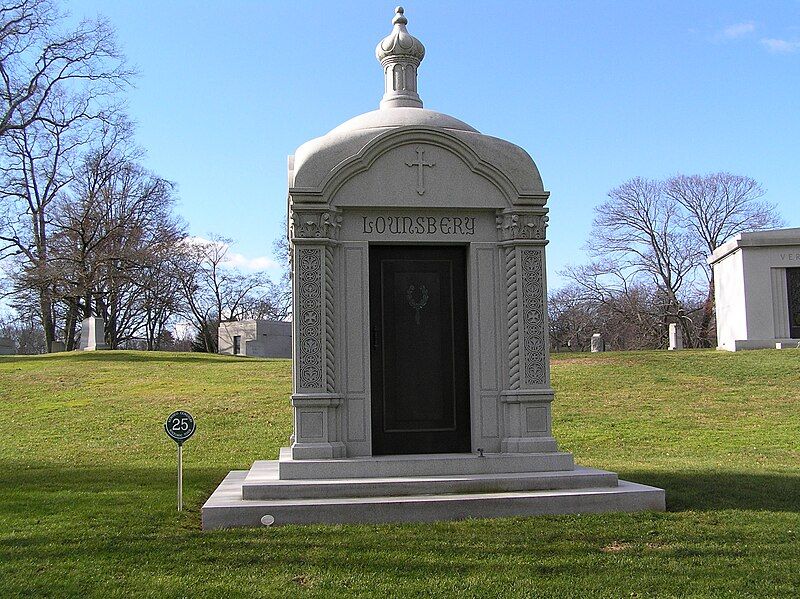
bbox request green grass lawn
[0,349,798,598]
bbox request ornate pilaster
[290,207,344,459]
[505,247,521,390]
[296,247,324,391]
[498,209,558,453]
[520,248,547,386]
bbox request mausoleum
[218,320,291,358]
[709,227,800,351]
[202,7,664,528]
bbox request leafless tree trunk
[0,99,90,350]
[561,173,783,350]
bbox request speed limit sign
[165,410,195,445]
[165,410,195,512]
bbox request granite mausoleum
[202,7,664,529]
[218,320,292,358]
[0,337,15,355]
[709,227,800,351]
[78,317,109,351]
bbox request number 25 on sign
[164,410,196,511]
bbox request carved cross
[406,147,435,195]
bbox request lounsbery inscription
[362,215,475,236]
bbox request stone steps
[202,470,666,529]
[277,447,575,480]
[242,460,618,500]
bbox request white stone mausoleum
[709,227,800,351]
[218,320,291,358]
[202,7,664,528]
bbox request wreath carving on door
[406,285,429,325]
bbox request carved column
[497,209,558,453]
[289,207,345,459]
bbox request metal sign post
[164,410,196,512]
[177,443,183,511]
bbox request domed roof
[288,7,545,199]
[329,107,478,134]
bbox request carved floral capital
[291,210,343,240]
[496,212,548,241]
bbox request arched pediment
[290,126,548,207]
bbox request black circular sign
[165,410,196,444]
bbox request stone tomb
[202,7,664,529]
[709,228,800,351]
[78,317,109,351]
[668,323,683,351]
[0,337,15,355]
[590,333,605,353]
[218,320,292,358]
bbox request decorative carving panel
[298,248,323,389]
[325,245,336,392]
[292,210,342,240]
[520,248,546,385]
[505,247,521,390]
[496,212,548,241]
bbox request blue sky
[68,0,799,287]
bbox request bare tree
[555,265,671,350]
[0,93,100,350]
[0,0,132,138]
[562,173,782,349]
[665,172,784,345]
[0,305,44,353]
[50,145,184,348]
[173,236,267,353]
[0,2,130,351]
[270,233,291,320]
[569,177,703,346]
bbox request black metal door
[788,268,800,339]
[369,245,470,455]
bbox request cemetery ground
[0,351,798,598]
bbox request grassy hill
[0,350,798,598]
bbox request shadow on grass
[620,469,800,512]
[0,351,289,364]
[1,464,798,515]
[3,464,799,596]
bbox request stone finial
[375,6,425,109]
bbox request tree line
[551,172,783,351]
[0,1,288,354]
[1,2,783,356]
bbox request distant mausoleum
[0,337,16,355]
[218,320,292,358]
[709,227,800,351]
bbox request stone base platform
[723,338,800,351]
[277,447,575,479]
[202,452,665,530]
